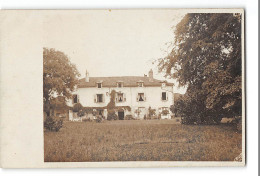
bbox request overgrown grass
[44,120,242,162]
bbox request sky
[43,10,187,94]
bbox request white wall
[71,85,174,116]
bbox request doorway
[118,111,124,120]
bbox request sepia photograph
[42,10,245,164]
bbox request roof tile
[78,76,173,88]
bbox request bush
[231,116,242,131]
[77,109,85,117]
[82,118,90,122]
[73,103,83,112]
[95,115,103,123]
[125,114,134,120]
[162,109,169,115]
[107,110,118,120]
[152,115,159,120]
[44,116,63,132]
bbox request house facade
[69,69,174,120]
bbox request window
[117,82,123,88]
[137,93,145,102]
[116,93,125,102]
[73,94,78,104]
[97,83,102,88]
[162,92,167,101]
[118,93,123,102]
[137,82,143,87]
[96,94,103,103]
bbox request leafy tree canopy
[158,13,242,123]
[43,48,80,114]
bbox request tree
[158,13,242,124]
[43,48,80,116]
[107,90,118,120]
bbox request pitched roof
[78,76,174,88]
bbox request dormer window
[137,82,144,87]
[117,82,123,88]
[97,83,102,88]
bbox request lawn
[44,120,242,162]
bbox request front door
[118,111,124,120]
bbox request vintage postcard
[0,9,245,168]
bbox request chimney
[148,69,153,82]
[85,70,89,82]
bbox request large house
[69,69,174,121]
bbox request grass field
[44,120,242,162]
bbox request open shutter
[77,95,80,103]
[123,93,126,102]
[136,94,139,102]
[166,92,168,101]
[144,94,146,101]
[102,94,105,103]
[94,94,97,103]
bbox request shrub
[107,109,118,120]
[231,116,242,132]
[44,116,63,132]
[107,90,118,120]
[125,114,134,120]
[152,115,159,120]
[73,103,83,112]
[148,107,156,120]
[162,109,169,115]
[95,115,103,123]
[77,109,85,117]
[92,109,97,116]
[82,118,90,122]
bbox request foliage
[44,116,63,132]
[107,90,118,120]
[148,106,156,119]
[125,115,134,120]
[43,48,80,116]
[116,106,131,111]
[72,103,85,117]
[107,90,116,110]
[107,110,118,120]
[161,109,169,115]
[134,109,141,118]
[158,13,242,124]
[73,103,83,112]
[95,115,103,123]
[92,109,97,116]
[231,116,242,132]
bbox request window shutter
[123,93,126,102]
[144,95,146,101]
[102,94,105,103]
[94,94,97,103]
[77,95,79,103]
[136,94,139,102]
[166,93,168,101]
